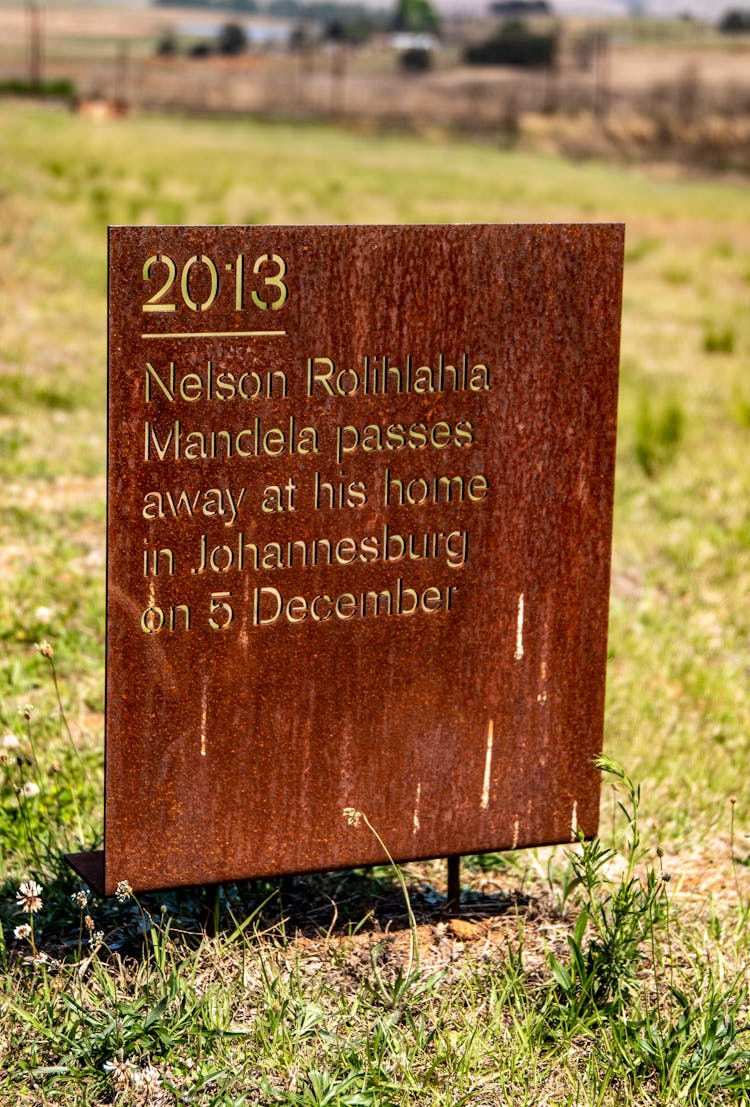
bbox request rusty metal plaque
[69,224,623,895]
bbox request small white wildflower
[134,1064,162,1090]
[342,806,362,827]
[71,890,89,909]
[18,704,34,720]
[115,880,133,903]
[23,950,59,970]
[35,640,54,659]
[2,734,20,750]
[22,781,40,799]
[89,930,105,949]
[34,606,53,625]
[16,880,43,914]
[103,1057,134,1088]
[14,924,32,941]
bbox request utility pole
[115,39,130,107]
[27,0,43,91]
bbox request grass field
[1,101,750,1104]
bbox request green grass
[1,102,750,1105]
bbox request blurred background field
[1,3,750,1099]
[2,0,750,167]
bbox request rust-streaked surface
[74,224,623,895]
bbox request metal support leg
[446,855,461,914]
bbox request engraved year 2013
[141,252,288,314]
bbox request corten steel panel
[73,224,623,895]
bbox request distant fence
[3,45,750,169]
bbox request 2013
[142,252,288,314]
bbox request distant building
[175,19,292,49]
[489,1,552,15]
[391,31,439,50]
